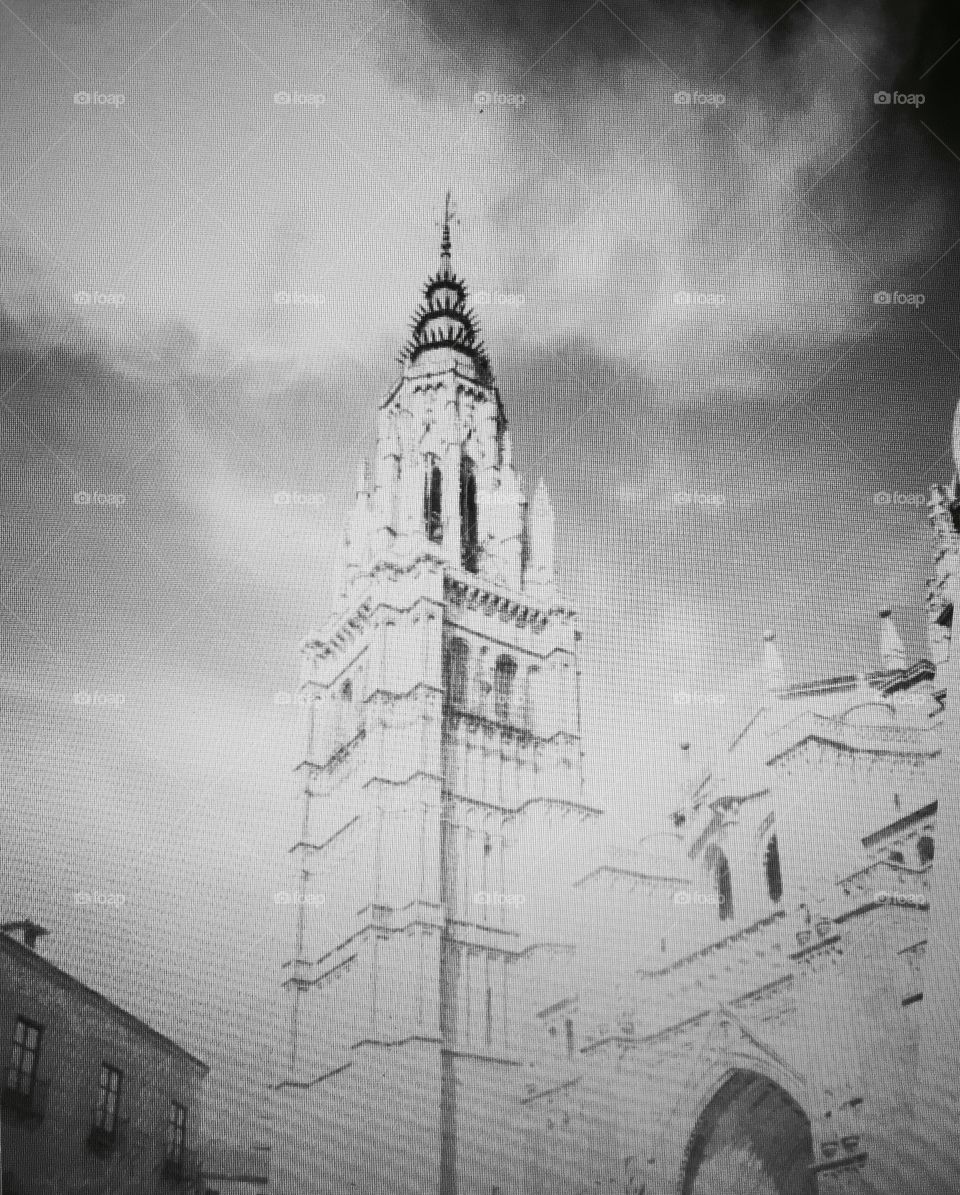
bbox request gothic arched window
[918,834,935,865]
[716,850,734,921]
[460,454,479,573]
[444,638,469,708]
[424,459,443,544]
[764,835,783,904]
[493,655,518,723]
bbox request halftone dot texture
[2,0,960,1191]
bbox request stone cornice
[638,910,786,979]
[521,1074,582,1104]
[861,800,937,846]
[445,572,577,628]
[768,723,941,766]
[383,360,495,405]
[779,660,935,700]
[573,866,688,892]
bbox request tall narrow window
[484,986,493,1047]
[716,850,734,921]
[166,1101,188,1166]
[493,655,518,723]
[460,455,479,573]
[444,638,469,708]
[5,1018,41,1097]
[94,1063,123,1137]
[918,835,935,865]
[424,459,443,543]
[564,1017,576,1059]
[765,835,783,904]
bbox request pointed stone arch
[678,1067,815,1195]
[643,1044,814,1195]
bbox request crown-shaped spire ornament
[398,192,491,380]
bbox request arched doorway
[681,1070,816,1195]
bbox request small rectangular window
[166,1100,188,1163]
[94,1063,123,1136]
[6,1017,42,1096]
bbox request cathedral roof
[399,193,492,381]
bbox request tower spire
[399,192,491,379]
[440,189,454,265]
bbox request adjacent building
[0,920,208,1195]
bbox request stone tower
[271,198,599,1195]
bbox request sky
[2,0,959,1144]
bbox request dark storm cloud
[405,0,950,89]
[402,0,960,176]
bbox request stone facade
[0,925,208,1195]
[272,211,960,1195]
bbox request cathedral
[270,202,960,1195]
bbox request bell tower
[271,199,599,1195]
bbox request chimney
[1,920,49,951]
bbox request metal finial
[440,190,457,262]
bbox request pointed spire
[879,607,906,671]
[527,477,556,594]
[762,630,785,694]
[398,192,492,379]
